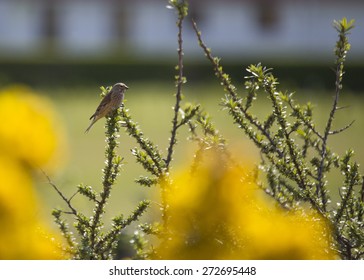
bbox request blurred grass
[35,82,364,230]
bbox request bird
[85,82,128,133]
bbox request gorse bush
[49,0,363,260]
[192,16,363,259]
[207,20,363,259]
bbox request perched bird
[85,82,128,133]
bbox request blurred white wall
[0,0,363,61]
[0,0,43,53]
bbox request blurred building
[0,0,363,62]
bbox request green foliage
[168,0,188,18]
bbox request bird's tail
[85,119,96,133]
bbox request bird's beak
[125,85,129,89]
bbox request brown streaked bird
[85,82,128,133]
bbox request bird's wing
[90,91,112,119]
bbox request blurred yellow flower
[0,85,66,169]
[0,154,64,259]
[0,85,66,259]
[0,154,35,223]
[158,149,335,260]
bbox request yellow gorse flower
[0,85,65,168]
[0,85,66,259]
[158,149,335,260]
[0,154,62,259]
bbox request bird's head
[113,83,129,91]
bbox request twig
[89,108,121,258]
[264,82,308,191]
[121,107,164,176]
[329,120,355,135]
[165,3,186,170]
[361,176,364,202]
[191,19,284,159]
[316,24,350,211]
[41,169,78,215]
[286,99,324,140]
